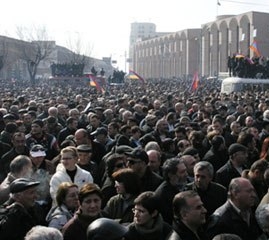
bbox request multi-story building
[131,11,269,79]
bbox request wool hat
[228,143,248,156]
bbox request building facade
[131,11,269,79]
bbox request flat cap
[91,127,107,136]
[126,147,149,163]
[77,144,92,152]
[10,178,40,193]
[228,143,248,156]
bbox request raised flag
[249,41,261,57]
[87,74,105,93]
[191,71,199,92]
[126,70,145,83]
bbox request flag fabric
[87,74,105,93]
[249,41,261,57]
[126,70,145,83]
[191,71,199,92]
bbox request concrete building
[131,11,269,79]
[0,35,114,81]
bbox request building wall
[131,11,269,79]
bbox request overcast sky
[1,0,269,70]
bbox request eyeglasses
[132,208,148,214]
[61,157,74,161]
[114,162,126,168]
[127,159,142,165]
[31,147,45,152]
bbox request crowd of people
[1,76,269,240]
[228,54,269,79]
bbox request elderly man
[0,178,41,240]
[185,161,227,218]
[207,177,261,240]
[155,157,188,224]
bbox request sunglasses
[114,162,126,168]
[127,159,142,165]
[31,147,45,152]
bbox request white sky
[1,0,269,70]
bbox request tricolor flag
[249,41,261,57]
[87,74,105,93]
[191,71,199,92]
[126,70,145,83]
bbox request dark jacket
[215,160,245,189]
[140,166,163,192]
[207,200,261,240]
[62,210,108,240]
[104,194,136,224]
[126,215,174,240]
[172,219,209,240]
[185,181,227,218]
[155,181,179,225]
[0,203,42,240]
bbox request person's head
[112,168,140,195]
[10,155,33,179]
[133,191,160,226]
[237,132,256,150]
[29,144,46,169]
[31,119,44,135]
[144,141,161,152]
[248,159,269,182]
[256,204,269,234]
[230,121,241,135]
[60,146,79,171]
[228,143,248,166]
[105,153,126,178]
[173,190,207,229]
[66,117,78,130]
[126,148,149,175]
[210,135,226,151]
[89,114,101,128]
[212,234,242,240]
[182,147,200,162]
[78,183,102,217]
[11,132,26,153]
[76,144,92,165]
[10,178,40,208]
[147,149,161,173]
[74,128,90,146]
[162,157,187,186]
[25,226,63,240]
[180,154,197,177]
[193,161,214,191]
[108,122,119,138]
[56,182,79,211]
[87,218,128,240]
[228,177,257,210]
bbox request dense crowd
[1,77,269,240]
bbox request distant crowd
[1,77,269,240]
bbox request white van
[221,77,269,94]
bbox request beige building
[131,11,269,79]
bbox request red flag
[191,71,199,91]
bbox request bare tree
[0,37,8,74]
[16,25,54,85]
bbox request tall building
[131,11,269,79]
[129,22,171,70]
